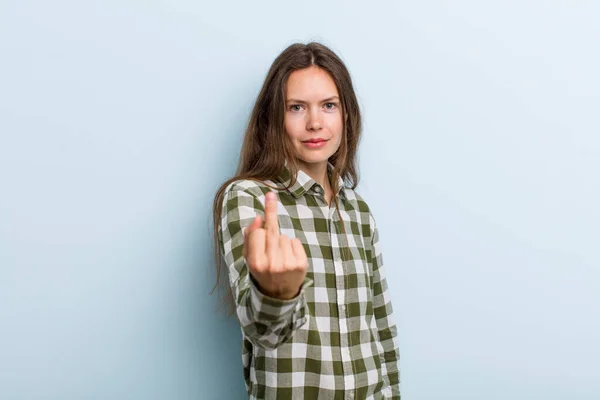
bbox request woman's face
[284,66,343,170]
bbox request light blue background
[1,1,598,399]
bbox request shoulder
[343,187,373,216]
[219,179,274,227]
[223,178,274,200]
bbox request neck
[297,160,331,191]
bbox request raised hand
[242,191,309,300]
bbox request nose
[306,109,322,131]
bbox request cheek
[325,113,344,133]
[284,115,304,139]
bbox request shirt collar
[276,159,346,200]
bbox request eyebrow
[286,96,340,104]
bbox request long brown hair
[211,42,362,314]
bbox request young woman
[212,42,400,399]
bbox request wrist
[261,285,300,300]
[251,277,300,300]
[248,273,303,300]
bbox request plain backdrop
[1,1,598,399]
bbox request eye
[289,104,303,112]
[324,102,338,110]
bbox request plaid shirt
[218,162,400,399]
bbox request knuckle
[295,262,307,271]
[248,253,266,268]
[247,255,259,268]
[270,263,283,273]
[254,260,268,272]
[252,262,266,273]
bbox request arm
[218,185,313,350]
[370,212,401,399]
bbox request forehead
[286,66,339,99]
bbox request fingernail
[266,191,275,200]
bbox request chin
[298,156,331,165]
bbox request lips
[303,138,327,143]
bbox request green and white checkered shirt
[218,162,400,399]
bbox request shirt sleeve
[218,184,313,350]
[369,211,401,399]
